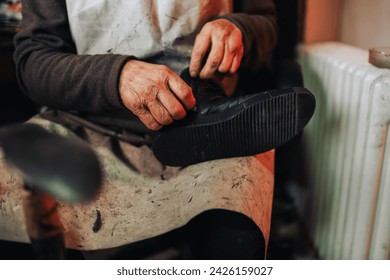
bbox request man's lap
[0,113,274,250]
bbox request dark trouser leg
[185,209,266,260]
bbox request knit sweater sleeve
[13,0,130,113]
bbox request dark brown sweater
[14,0,277,114]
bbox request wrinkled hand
[190,19,244,79]
[119,60,196,130]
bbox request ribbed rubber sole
[153,91,300,166]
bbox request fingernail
[190,70,197,77]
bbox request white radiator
[299,42,390,260]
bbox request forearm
[15,47,129,112]
[13,0,128,112]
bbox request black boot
[152,69,316,166]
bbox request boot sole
[152,87,315,166]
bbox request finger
[146,98,174,126]
[190,34,211,77]
[230,46,244,73]
[227,30,243,53]
[137,110,163,131]
[199,42,224,79]
[218,45,235,73]
[167,75,196,110]
[157,89,187,120]
[120,89,161,130]
[226,31,244,73]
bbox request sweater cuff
[105,55,135,110]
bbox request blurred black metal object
[0,123,102,202]
[0,123,102,259]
